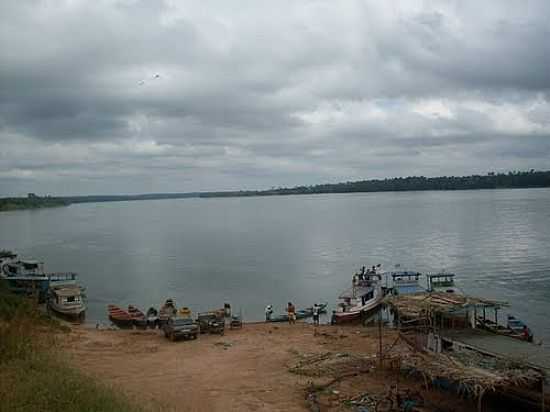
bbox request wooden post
[378,309,383,367]
[542,378,545,412]
[494,308,498,324]
[483,306,486,321]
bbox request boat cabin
[427,273,458,293]
[2,259,45,277]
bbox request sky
[1,0,549,196]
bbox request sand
[62,322,475,411]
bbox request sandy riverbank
[62,322,475,411]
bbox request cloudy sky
[1,0,549,196]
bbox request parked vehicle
[197,311,225,335]
[163,317,199,341]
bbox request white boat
[334,266,384,323]
[47,284,86,320]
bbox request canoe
[107,304,133,327]
[128,305,147,328]
[267,303,328,323]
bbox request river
[1,188,549,343]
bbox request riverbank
[0,285,141,412]
[62,323,476,411]
[0,196,69,212]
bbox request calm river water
[1,189,549,342]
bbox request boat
[267,302,328,323]
[178,306,192,318]
[146,307,159,329]
[159,298,177,327]
[390,271,425,295]
[334,266,384,323]
[426,272,461,294]
[47,284,86,320]
[107,304,133,327]
[1,256,78,302]
[507,315,534,342]
[476,314,534,342]
[128,305,147,328]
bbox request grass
[0,281,142,412]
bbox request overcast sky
[1,1,549,196]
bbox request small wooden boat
[128,305,147,328]
[146,307,159,329]
[267,303,328,322]
[107,304,133,328]
[178,307,192,318]
[477,315,534,342]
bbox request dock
[441,328,550,373]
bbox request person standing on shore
[265,305,273,322]
[287,302,296,324]
[312,303,320,326]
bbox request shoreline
[62,321,476,412]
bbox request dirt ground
[63,322,477,411]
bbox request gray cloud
[1,0,550,195]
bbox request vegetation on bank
[200,169,550,198]
[0,282,141,412]
[2,170,549,211]
[0,196,69,212]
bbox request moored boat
[128,305,147,328]
[267,302,328,322]
[47,284,86,320]
[107,304,133,328]
[390,271,425,295]
[178,306,192,318]
[334,266,384,324]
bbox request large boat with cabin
[47,284,87,320]
[334,266,384,323]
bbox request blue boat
[390,271,425,295]
[0,253,78,302]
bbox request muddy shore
[63,322,475,411]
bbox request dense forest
[0,196,69,212]
[1,170,549,211]
[199,170,550,198]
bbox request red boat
[107,304,133,327]
[128,305,147,328]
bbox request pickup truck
[162,317,199,341]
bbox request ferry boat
[1,254,78,302]
[47,284,86,320]
[334,266,384,323]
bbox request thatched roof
[385,292,507,318]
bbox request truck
[162,317,199,341]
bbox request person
[265,304,273,322]
[312,303,320,326]
[330,310,337,325]
[287,302,296,324]
[523,325,533,342]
